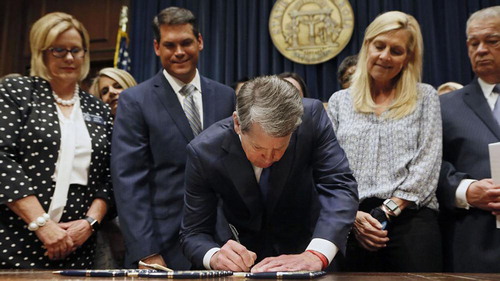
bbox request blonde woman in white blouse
[0,12,112,268]
[327,11,442,272]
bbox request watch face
[84,216,99,231]
[385,200,398,211]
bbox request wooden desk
[0,271,499,281]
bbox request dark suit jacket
[111,71,235,269]
[180,98,358,269]
[438,78,500,273]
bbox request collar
[162,69,202,94]
[478,77,498,99]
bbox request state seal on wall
[269,0,354,65]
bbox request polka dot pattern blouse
[0,76,113,269]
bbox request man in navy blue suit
[112,7,235,269]
[438,6,500,273]
[180,76,358,272]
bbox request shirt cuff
[306,238,339,264]
[455,179,476,209]
[203,247,221,269]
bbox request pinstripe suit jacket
[438,78,500,273]
[111,71,235,269]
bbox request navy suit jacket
[438,78,500,272]
[111,71,235,269]
[180,99,358,269]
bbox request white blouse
[53,98,92,185]
[327,83,442,210]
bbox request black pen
[53,269,156,277]
[132,270,233,278]
[53,269,233,278]
[232,271,327,279]
[229,223,241,243]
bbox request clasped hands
[36,218,94,260]
[209,240,323,272]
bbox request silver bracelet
[27,213,51,231]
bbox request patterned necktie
[180,84,202,136]
[493,84,500,125]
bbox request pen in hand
[229,223,241,243]
[212,224,256,271]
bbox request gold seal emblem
[269,0,354,65]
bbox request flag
[114,30,131,71]
[114,6,131,72]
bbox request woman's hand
[35,220,74,260]
[353,211,389,251]
[6,195,75,260]
[59,219,94,251]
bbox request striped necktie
[180,84,202,136]
[493,84,500,125]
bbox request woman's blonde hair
[30,12,90,81]
[351,11,423,119]
[90,68,137,99]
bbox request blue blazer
[438,78,500,272]
[111,71,235,269]
[180,99,358,269]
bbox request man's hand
[467,179,500,214]
[139,254,167,269]
[210,240,256,272]
[251,251,322,273]
[353,211,389,251]
[59,219,93,251]
[36,220,74,260]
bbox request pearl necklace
[53,85,79,106]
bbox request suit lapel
[79,90,99,135]
[221,124,263,214]
[266,131,297,215]
[463,82,500,140]
[79,91,109,161]
[201,76,216,129]
[152,71,194,142]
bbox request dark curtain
[129,0,500,102]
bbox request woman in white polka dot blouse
[0,12,113,269]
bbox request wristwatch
[383,199,401,216]
[84,216,101,232]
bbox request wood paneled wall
[0,0,130,90]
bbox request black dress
[0,76,113,268]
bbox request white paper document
[488,142,500,228]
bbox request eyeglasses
[46,47,87,58]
